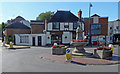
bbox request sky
[0,2,118,23]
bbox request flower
[71,39,88,42]
[97,46,111,50]
[52,45,65,48]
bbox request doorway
[38,36,42,46]
[32,37,35,46]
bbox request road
[1,44,119,72]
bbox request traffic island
[2,44,30,49]
[39,52,120,65]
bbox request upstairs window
[91,23,101,35]
[53,22,60,29]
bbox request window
[53,22,60,29]
[20,36,29,43]
[64,23,69,31]
[93,16,99,23]
[73,22,79,29]
[116,26,119,30]
[110,27,112,29]
[91,23,101,35]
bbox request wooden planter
[94,49,112,60]
[52,47,67,55]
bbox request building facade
[108,19,120,43]
[30,20,44,34]
[15,10,85,46]
[4,22,30,43]
[83,14,109,45]
[46,10,85,45]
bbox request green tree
[1,22,8,42]
[36,11,54,21]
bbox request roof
[30,20,44,24]
[15,16,25,20]
[91,14,100,17]
[5,22,30,29]
[48,10,79,22]
[116,19,120,21]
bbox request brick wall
[5,29,30,36]
[4,28,30,43]
[84,17,108,36]
[31,24,44,34]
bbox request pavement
[1,43,30,49]
[40,50,120,65]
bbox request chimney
[78,9,82,19]
[45,19,47,31]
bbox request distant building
[4,22,30,43]
[30,20,44,34]
[83,14,108,45]
[7,16,30,28]
[46,10,84,45]
[108,19,120,43]
[15,10,85,46]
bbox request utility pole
[89,3,92,47]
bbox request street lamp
[88,3,92,46]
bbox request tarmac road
[2,46,119,72]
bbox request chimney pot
[78,9,82,19]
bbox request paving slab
[40,52,120,65]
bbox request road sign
[66,49,70,53]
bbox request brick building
[83,14,108,45]
[4,22,30,43]
[30,20,44,34]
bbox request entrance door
[38,36,41,46]
[32,37,35,46]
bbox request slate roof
[5,22,30,29]
[91,14,100,17]
[15,16,25,20]
[30,20,44,25]
[48,10,79,22]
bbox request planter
[71,42,88,53]
[94,49,112,60]
[52,46,67,55]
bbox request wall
[84,17,108,36]
[46,32,51,44]
[62,32,72,44]
[5,29,30,36]
[15,34,47,46]
[31,24,44,34]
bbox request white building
[108,19,120,43]
[15,10,85,46]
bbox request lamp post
[88,3,92,46]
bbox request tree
[36,11,54,21]
[1,22,8,42]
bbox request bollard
[10,42,13,48]
[65,48,72,62]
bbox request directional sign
[66,49,70,53]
